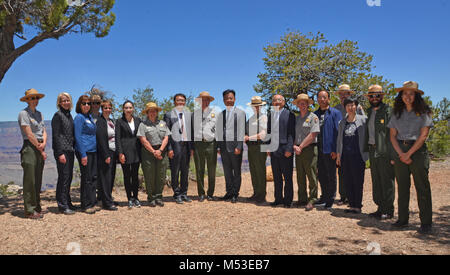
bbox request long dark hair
[393,91,432,118]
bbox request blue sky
[1,0,449,121]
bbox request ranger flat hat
[20,88,45,102]
[292,93,314,105]
[142,102,162,115]
[335,84,355,94]
[395,81,424,95]
[196,91,215,102]
[366,84,385,96]
[247,96,266,106]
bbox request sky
[1,0,449,121]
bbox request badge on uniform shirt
[160,123,164,127]
[211,113,215,118]
[416,113,420,117]
[314,117,318,123]
[306,118,310,123]
[380,119,384,124]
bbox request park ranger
[137,102,171,207]
[293,94,320,211]
[245,96,268,204]
[364,85,395,220]
[192,91,218,202]
[333,84,365,205]
[388,81,433,234]
[18,88,48,219]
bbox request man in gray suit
[164,93,193,204]
[216,89,246,203]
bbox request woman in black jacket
[96,100,118,211]
[115,100,142,209]
[52,92,76,215]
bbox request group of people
[17,80,434,234]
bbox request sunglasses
[81,102,91,106]
[368,94,382,99]
[28,97,39,101]
[92,102,101,105]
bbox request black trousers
[317,151,337,207]
[271,152,294,205]
[98,150,117,208]
[220,147,243,197]
[122,162,140,201]
[170,142,191,197]
[342,153,365,209]
[76,152,98,210]
[55,151,74,211]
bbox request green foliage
[254,30,394,110]
[427,97,450,158]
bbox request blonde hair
[57,92,73,111]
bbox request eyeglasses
[368,94,381,99]
[81,102,91,106]
[92,102,101,105]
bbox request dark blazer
[267,108,295,156]
[163,109,193,153]
[115,115,142,164]
[51,109,74,159]
[216,107,246,153]
[96,115,116,163]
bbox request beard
[370,101,381,107]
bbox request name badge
[86,120,92,124]
[380,119,384,124]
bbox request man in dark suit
[216,89,246,203]
[267,94,296,208]
[164,93,193,204]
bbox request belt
[398,140,415,145]
[368,144,376,148]
[247,140,263,145]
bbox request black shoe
[128,200,134,209]
[149,200,156,207]
[221,194,232,201]
[270,201,283,207]
[134,199,141,208]
[207,195,215,201]
[182,195,192,203]
[284,203,292,208]
[392,220,408,228]
[198,195,205,202]
[68,204,80,211]
[296,201,308,208]
[369,211,382,219]
[380,213,393,220]
[104,205,118,211]
[418,224,432,235]
[113,201,120,206]
[175,196,184,204]
[231,196,238,203]
[156,199,164,207]
[255,197,266,205]
[246,194,257,202]
[61,209,75,215]
[314,201,326,207]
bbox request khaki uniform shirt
[137,119,171,146]
[18,107,45,141]
[295,112,320,145]
[387,111,433,140]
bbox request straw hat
[196,91,215,102]
[292,93,314,105]
[142,102,162,115]
[335,84,355,94]
[247,96,266,106]
[20,88,45,102]
[365,84,385,97]
[395,81,424,95]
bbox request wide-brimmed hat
[395,81,424,95]
[335,84,355,94]
[20,88,45,102]
[142,102,162,115]
[247,96,266,106]
[196,91,215,102]
[366,84,385,96]
[292,93,314,105]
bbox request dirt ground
[1,157,449,255]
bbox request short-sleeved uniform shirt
[18,107,45,140]
[246,113,268,141]
[193,107,216,142]
[137,119,171,146]
[295,112,320,145]
[387,110,433,140]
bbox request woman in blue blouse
[74,95,98,214]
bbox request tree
[254,30,393,109]
[427,97,450,158]
[84,84,119,117]
[0,0,116,83]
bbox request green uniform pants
[394,143,432,226]
[295,145,318,204]
[141,148,167,202]
[247,143,267,200]
[194,141,217,197]
[20,141,44,215]
[369,147,395,215]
